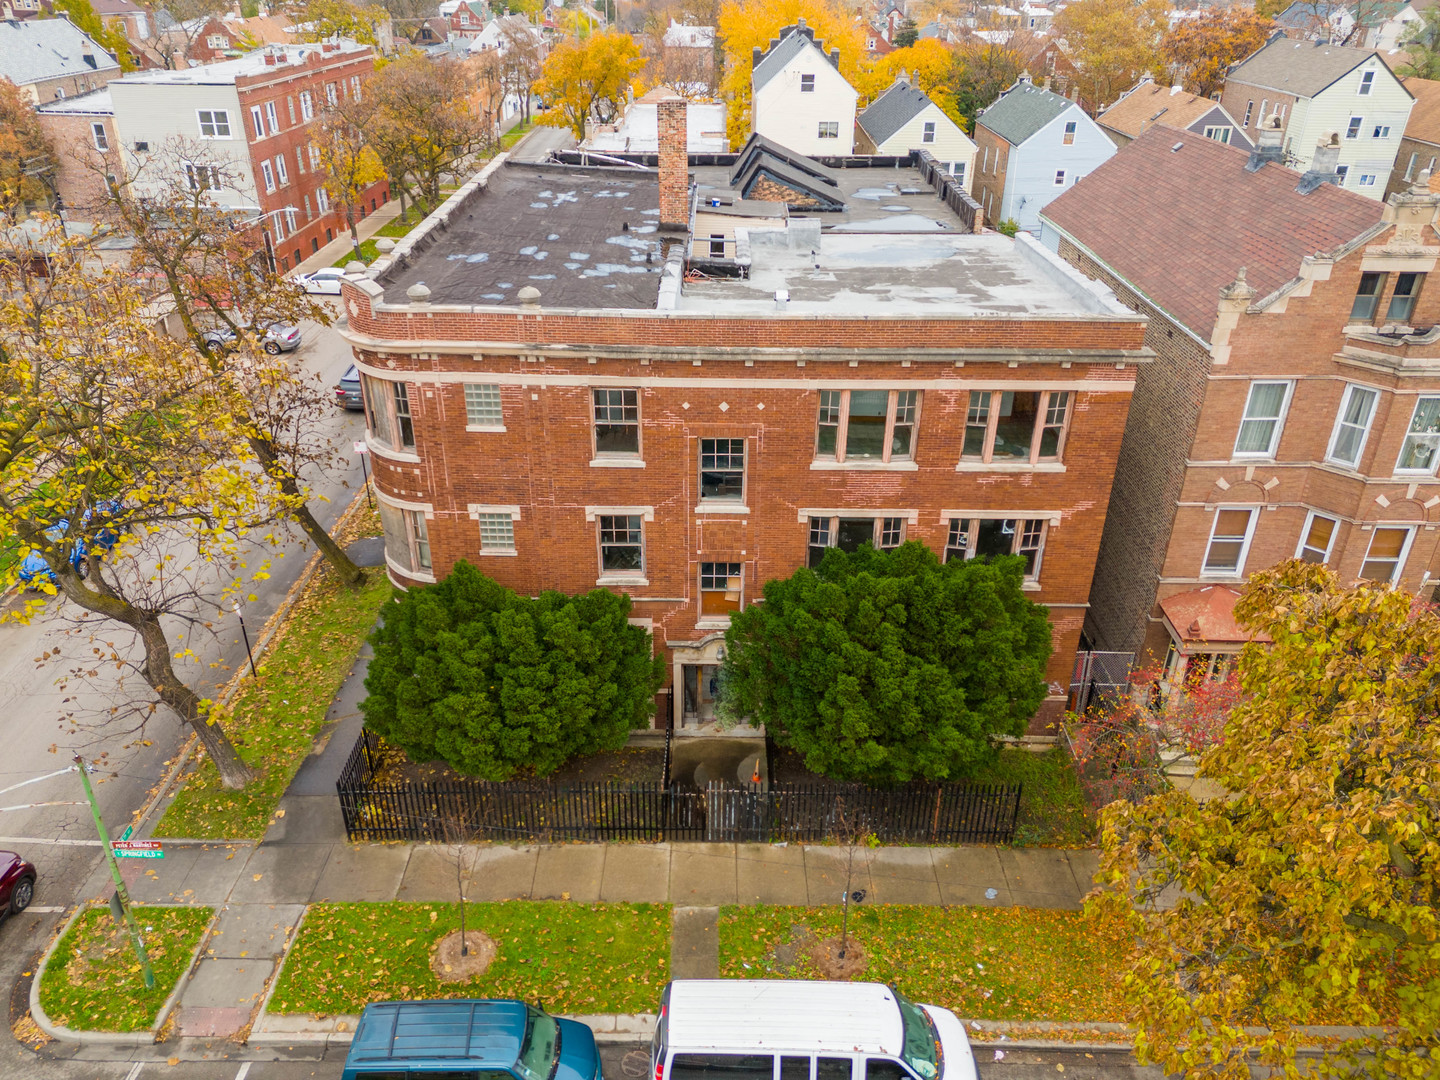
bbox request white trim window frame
[300,89,314,121]
[1395,395,1440,475]
[1202,506,1259,577]
[1346,115,1363,139]
[197,108,231,139]
[961,389,1070,464]
[250,105,265,140]
[259,160,276,193]
[807,515,908,567]
[264,100,279,136]
[361,374,416,453]
[944,517,1046,580]
[376,498,435,580]
[1233,380,1293,458]
[275,153,289,185]
[91,122,108,151]
[699,438,745,503]
[1326,383,1379,468]
[325,81,338,107]
[1359,525,1414,584]
[815,389,921,464]
[598,514,645,577]
[183,161,222,193]
[1359,70,1375,95]
[1295,510,1339,564]
[592,387,641,459]
[922,120,936,143]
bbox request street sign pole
[355,441,372,510]
[74,755,155,990]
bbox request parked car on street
[0,851,36,917]
[336,363,364,410]
[652,980,978,1080]
[201,322,302,354]
[16,502,122,588]
[341,999,599,1080]
[295,267,348,295]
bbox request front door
[681,664,721,725]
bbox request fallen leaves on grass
[39,906,213,1032]
[718,905,1132,1023]
[269,901,669,1016]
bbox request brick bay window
[699,562,743,621]
[814,389,919,466]
[593,388,641,463]
[960,390,1070,466]
[807,514,908,567]
[944,517,1047,579]
[1202,507,1258,577]
[361,374,416,454]
[589,508,652,585]
[699,438,745,505]
[377,500,433,579]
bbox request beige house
[855,76,975,189]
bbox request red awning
[1159,585,1270,647]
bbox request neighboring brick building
[110,42,389,272]
[1386,75,1440,198]
[338,102,1151,733]
[35,87,120,217]
[1041,123,1440,693]
[0,17,122,104]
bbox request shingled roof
[1098,77,1228,140]
[1225,34,1402,100]
[976,79,1076,146]
[752,19,840,93]
[857,78,936,147]
[1402,75,1440,148]
[1040,125,1383,340]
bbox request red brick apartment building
[109,42,388,271]
[339,102,1150,732]
[1042,123,1440,694]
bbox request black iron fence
[337,730,1021,844]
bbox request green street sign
[113,849,163,859]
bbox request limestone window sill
[695,503,750,514]
[809,459,919,472]
[597,575,649,587]
[955,461,1066,473]
[590,457,645,468]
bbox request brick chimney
[657,92,689,231]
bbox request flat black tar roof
[380,162,665,309]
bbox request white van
[650,981,978,1080]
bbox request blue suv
[15,503,121,588]
[341,999,602,1080]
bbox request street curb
[29,902,216,1045]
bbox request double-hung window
[317,187,330,212]
[922,121,936,143]
[945,518,1046,578]
[800,73,815,92]
[599,515,643,574]
[818,121,839,139]
[815,389,918,463]
[351,75,362,100]
[361,375,416,452]
[197,109,231,138]
[1296,511,1339,564]
[1352,271,1386,320]
[1359,70,1375,95]
[275,154,289,185]
[287,96,296,124]
[250,105,265,139]
[260,160,275,193]
[700,562,742,617]
[1388,272,1423,321]
[1062,120,1076,145]
[325,82,338,107]
[961,390,1070,464]
[1203,508,1256,575]
[264,101,279,135]
[593,388,640,455]
[406,510,431,571]
[1326,383,1378,467]
[377,502,432,576]
[91,122,108,151]
[1346,115,1363,139]
[300,90,314,121]
[806,515,907,567]
[1054,169,1066,185]
[464,383,503,428]
[184,162,222,192]
[1396,396,1440,473]
[297,147,307,174]
[309,143,322,170]
[700,439,745,501]
[1360,526,1413,583]
[1233,381,1291,457]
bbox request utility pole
[74,755,155,990]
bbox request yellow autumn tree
[718,0,869,149]
[1053,0,1168,113]
[855,39,963,130]
[534,29,646,139]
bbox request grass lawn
[155,506,390,839]
[330,219,422,268]
[501,120,533,151]
[39,906,213,1032]
[719,905,1129,1023]
[269,902,670,1015]
[971,748,1094,848]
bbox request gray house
[0,17,122,105]
[972,76,1116,233]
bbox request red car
[0,852,36,917]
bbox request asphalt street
[0,302,366,1079]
